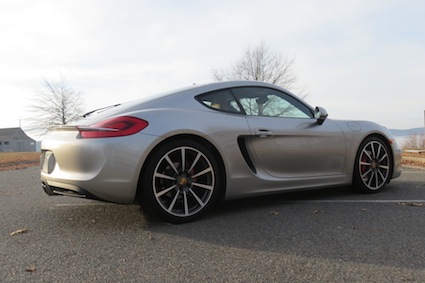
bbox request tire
[352,136,392,193]
[139,139,222,223]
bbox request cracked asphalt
[1,166,425,282]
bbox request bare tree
[213,41,301,92]
[27,74,84,135]
[403,134,425,149]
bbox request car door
[232,87,346,178]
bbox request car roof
[133,80,294,104]
[80,81,305,123]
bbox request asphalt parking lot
[1,166,425,282]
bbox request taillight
[78,116,149,138]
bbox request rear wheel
[353,137,392,193]
[140,139,221,223]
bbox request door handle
[254,128,273,137]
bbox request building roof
[0,127,35,141]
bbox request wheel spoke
[188,152,201,173]
[183,191,189,216]
[192,167,212,179]
[363,150,372,161]
[380,165,389,170]
[154,172,175,181]
[377,170,386,183]
[192,182,213,191]
[375,171,380,188]
[367,172,375,187]
[361,168,372,179]
[155,184,176,197]
[376,143,382,159]
[189,188,205,207]
[360,161,371,166]
[379,153,388,163]
[167,190,180,213]
[181,148,186,172]
[371,143,376,159]
[165,154,179,174]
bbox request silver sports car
[40,81,402,223]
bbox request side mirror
[315,106,328,125]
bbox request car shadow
[46,182,424,271]
[145,183,425,270]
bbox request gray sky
[1,0,424,132]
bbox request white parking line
[54,200,425,206]
[288,199,425,203]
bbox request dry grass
[0,152,40,171]
[402,150,425,168]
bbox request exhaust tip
[41,182,55,195]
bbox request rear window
[197,89,242,114]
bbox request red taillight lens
[78,116,149,138]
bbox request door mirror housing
[314,107,328,125]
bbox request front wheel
[139,139,222,223]
[352,136,392,193]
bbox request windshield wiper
[82,104,121,118]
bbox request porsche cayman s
[40,81,402,223]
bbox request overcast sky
[1,0,424,135]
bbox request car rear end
[40,116,156,204]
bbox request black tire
[139,139,222,223]
[352,136,392,193]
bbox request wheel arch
[136,134,227,203]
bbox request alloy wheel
[152,146,215,218]
[358,140,390,190]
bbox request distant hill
[390,127,425,136]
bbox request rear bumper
[40,131,159,204]
[41,178,102,200]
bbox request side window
[231,87,313,118]
[196,89,242,114]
